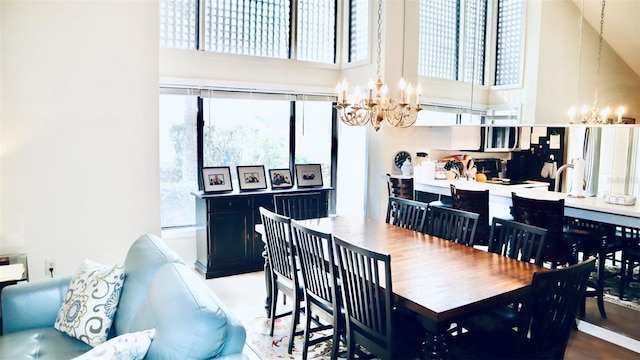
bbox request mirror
[492,1,640,125]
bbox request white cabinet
[429,126,481,150]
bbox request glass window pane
[297,1,336,63]
[349,0,369,63]
[495,0,523,85]
[160,0,198,50]
[202,98,290,184]
[159,94,198,228]
[295,101,333,186]
[418,0,459,80]
[462,0,487,84]
[204,0,291,58]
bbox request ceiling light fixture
[568,0,625,124]
[335,0,422,131]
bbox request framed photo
[237,165,267,191]
[296,164,323,188]
[202,167,233,193]
[269,168,294,189]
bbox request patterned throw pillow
[71,329,156,360]
[54,259,125,347]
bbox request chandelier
[335,0,422,131]
[568,0,625,124]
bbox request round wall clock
[394,151,412,169]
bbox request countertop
[414,179,640,227]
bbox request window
[159,0,198,50]
[202,97,291,180]
[160,0,338,64]
[418,0,522,86]
[159,93,199,228]
[495,0,523,85]
[159,89,336,229]
[349,0,369,62]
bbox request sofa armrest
[1,276,70,334]
[211,291,247,357]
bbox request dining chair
[619,226,640,300]
[258,207,303,354]
[273,192,328,220]
[510,192,572,268]
[450,184,491,246]
[450,257,596,360]
[425,205,479,246]
[488,217,548,266]
[290,220,343,360]
[564,217,622,319]
[459,218,548,333]
[333,235,394,360]
[385,196,429,233]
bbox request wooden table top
[295,216,544,327]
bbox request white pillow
[54,259,125,347]
[71,329,156,360]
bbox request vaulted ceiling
[573,0,640,78]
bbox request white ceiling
[572,0,640,77]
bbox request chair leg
[302,306,312,360]
[330,317,340,360]
[270,284,279,336]
[596,250,607,319]
[288,293,301,354]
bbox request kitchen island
[414,179,640,227]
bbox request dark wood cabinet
[193,188,332,279]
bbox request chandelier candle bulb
[568,107,577,123]
[616,106,624,123]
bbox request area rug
[246,313,345,359]
[600,265,640,312]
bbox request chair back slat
[488,218,548,266]
[426,205,479,246]
[274,192,327,220]
[516,258,595,359]
[334,236,393,360]
[385,196,429,233]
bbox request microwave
[481,126,518,152]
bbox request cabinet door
[208,209,252,266]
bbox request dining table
[259,215,545,359]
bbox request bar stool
[564,218,621,319]
[450,185,490,246]
[510,192,573,269]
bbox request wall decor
[202,167,233,193]
[295,164,323,188]
[269,168,294,189]
[237,165,267,191]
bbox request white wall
[0,0,160,281]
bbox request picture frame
[237,165,268,191]
[202,166,233,193]
[269,168,294,189]
[295,164,323,188]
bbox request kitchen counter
[414,179,640,228]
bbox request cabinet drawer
[207,197,251,213]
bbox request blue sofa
[0,234,247,359]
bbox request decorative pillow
[71,329,156,360]
[54,259,125,347]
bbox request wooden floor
[205,270,640,360]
